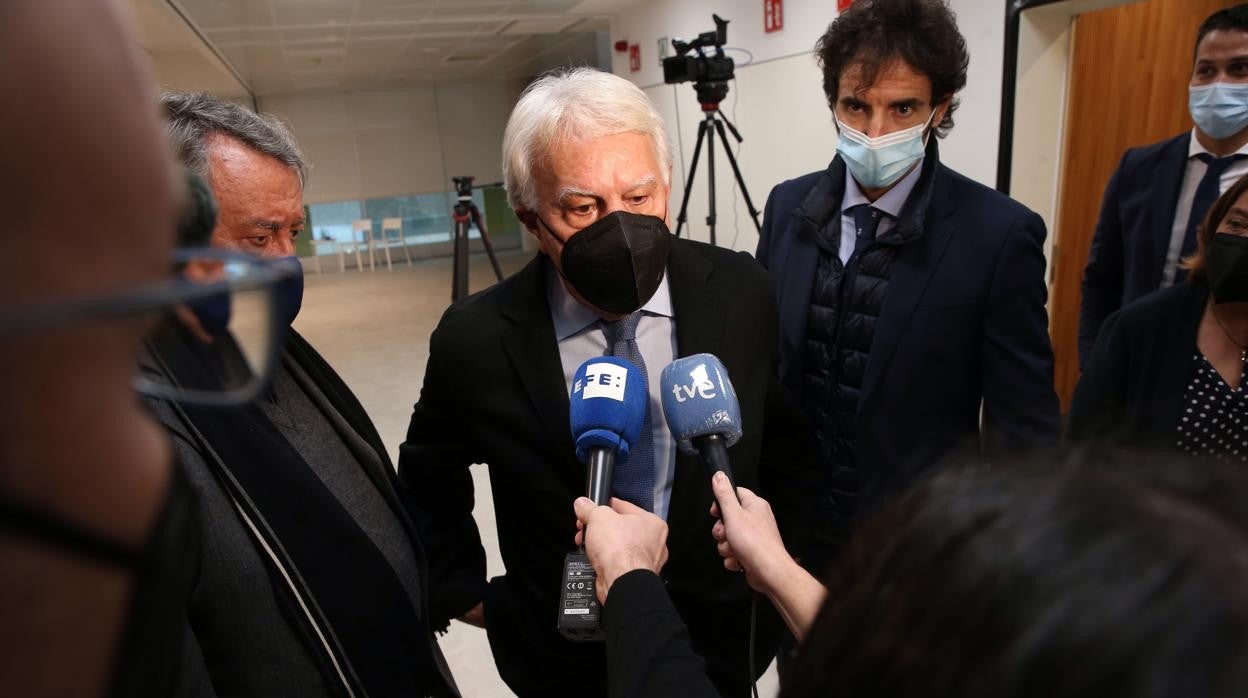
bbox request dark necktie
[847,204,884,259]
[1182,153,1248,272]
[602,312,655,512]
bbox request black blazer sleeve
[603,570,720,698]
[1068,309,1132,441]
[980,208,1061,451]
[1079,152,1130,368]
[397,324,488,630]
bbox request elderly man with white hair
[398,67,816,697]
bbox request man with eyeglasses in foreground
[145,92,459,697]
[0,2,190,694]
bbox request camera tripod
[673,82,762,245]
[450,177,504,302]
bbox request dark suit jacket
[757,145,1060,526]
[1079,132,1191,365]
[398,239,815,697]
[1069,281,1208,443]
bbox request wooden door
[1049,0,1239,409]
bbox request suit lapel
[860,163,956,406]
[667,239,724,358]
[662,240,723,538]
[1146,133,1192,287]
[501,256,580,473]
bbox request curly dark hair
[815,0,969,137]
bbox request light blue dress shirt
[547,269,679,520]
[838,157,926,264]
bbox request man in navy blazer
[1080,6,1248,365]
[757,0,1059,559]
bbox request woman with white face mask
[1072,171,1248,463]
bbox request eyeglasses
[0,248,291,406]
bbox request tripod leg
[674,119,709,238]
[705,113,717,247]
[470,204,505,282]
[713,120,763,234]
[452,208,470,302]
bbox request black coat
[757,142,1060,529]
[602,571,720,698]
[397,238,817,697]
[1069,281,1209,443]
[146,328,458,698]
[1079,132,1191,366]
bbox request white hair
[502,67,672,209]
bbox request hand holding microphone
[572,497,669,605]
[709,475,827,641]
[708,472,791,596]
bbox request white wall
[1006,0,1142,280]
[610,0,1007,252]
[260,80,524,205]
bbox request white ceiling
[169,0,621,96]
[129,0,252,98]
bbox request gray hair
[161,91,307,186]
[501,68,672,210]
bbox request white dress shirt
[1162,129,1248,287]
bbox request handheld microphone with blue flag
[568,355,648,505]
[561,355,648,642]
[660,353,743,490]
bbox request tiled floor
[295,249,780,697]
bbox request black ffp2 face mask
[1207,233,1248,304]
[552,210,673,315]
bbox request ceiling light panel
[499,18,580,34]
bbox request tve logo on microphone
[575,362,629,402]
[669,362,717,403]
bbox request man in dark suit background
[756,0,1060,563]
[398,67,814,697]
[1080,5,1248,365]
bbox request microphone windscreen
[660,353,743,455]
[570,356,648,462]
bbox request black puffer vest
[797,151,938,537]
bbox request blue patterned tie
[1181,154,1248,281]
[847,204,883,256]
[602,312,655,512]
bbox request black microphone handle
[586,448,616,506]
[692,433,737,491]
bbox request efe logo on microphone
[576,362,628,402]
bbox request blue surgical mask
[835,110,935,190]
[1189,82,1248,140]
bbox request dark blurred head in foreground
[785,448,1248,698]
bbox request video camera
[452,175,475,199]
[662,15,735,96]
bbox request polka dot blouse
[1177,351,1248,463]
